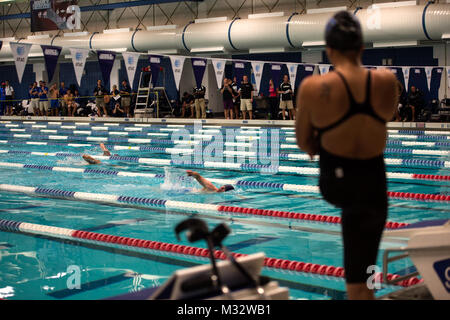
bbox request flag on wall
[69,48,89,87]
[402,67,410,91]
[286,63,299,86]
[41,45,62,83]
[251,62,264,94]
[211,59,226,89]
[169,55,186,91]
[447,67,450,89]
[97,50,116,85]
[122,52,140,89]
[233,61,246,88]
[191,57,208,88]
[270,63,283,87]
[10,42,32,83]
[318,64,331,75]
[425,67,433,90]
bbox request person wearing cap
[295,11,397,300]
[186,170,235,193]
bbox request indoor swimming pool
[0,120,448,300]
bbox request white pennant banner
[447,67,450,89]
[425,67,433,90]
[318,64,331,75]
[69,48,90,87]
[169,55,186,91]
[286,63,299,85]
[402,67,410,91]
[251,62,265,94]
[10,42,32,83]
[122,52,141,89]
[211,58,226,89]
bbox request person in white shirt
[4,81,14,116]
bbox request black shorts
[319,148,388,284]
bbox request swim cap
[223,184,235,192]
[325,11,363,51]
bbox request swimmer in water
[186,170,235,193]
[82,143,116,165]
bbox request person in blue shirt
[38,81,49,116]
[0,83,6,116]
[29,82,40,116]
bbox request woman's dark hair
[325,11,363,52]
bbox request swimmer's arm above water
[186,170,218,192]
[295,77,319,159]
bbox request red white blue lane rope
[0,161,319,193]
[0,184,409,228]
[0,217,422,287]
[0,160,448,185]
[2,148,449,170]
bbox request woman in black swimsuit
[295,11,398,300]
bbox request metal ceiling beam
[0,0,203,21]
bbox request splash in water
[160,167,197,193]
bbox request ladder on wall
[134,71,155,117]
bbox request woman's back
[301,67,397,159]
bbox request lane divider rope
[0,160,448,185]
[1,148,449,170]
[0,184,409,228]
[0,218,421,287]
[2,130,450,151]
[3,121,450,137]
[1,138,447,157]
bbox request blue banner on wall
[191,58,208,88]
[233,61,246,88]
[270,63,283,87]
[97,50,116,85]
[149,55,163,87]
[429,67,444,101]
[41,45,62,83]
[297,64,315,88]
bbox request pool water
[0,121,449,300]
